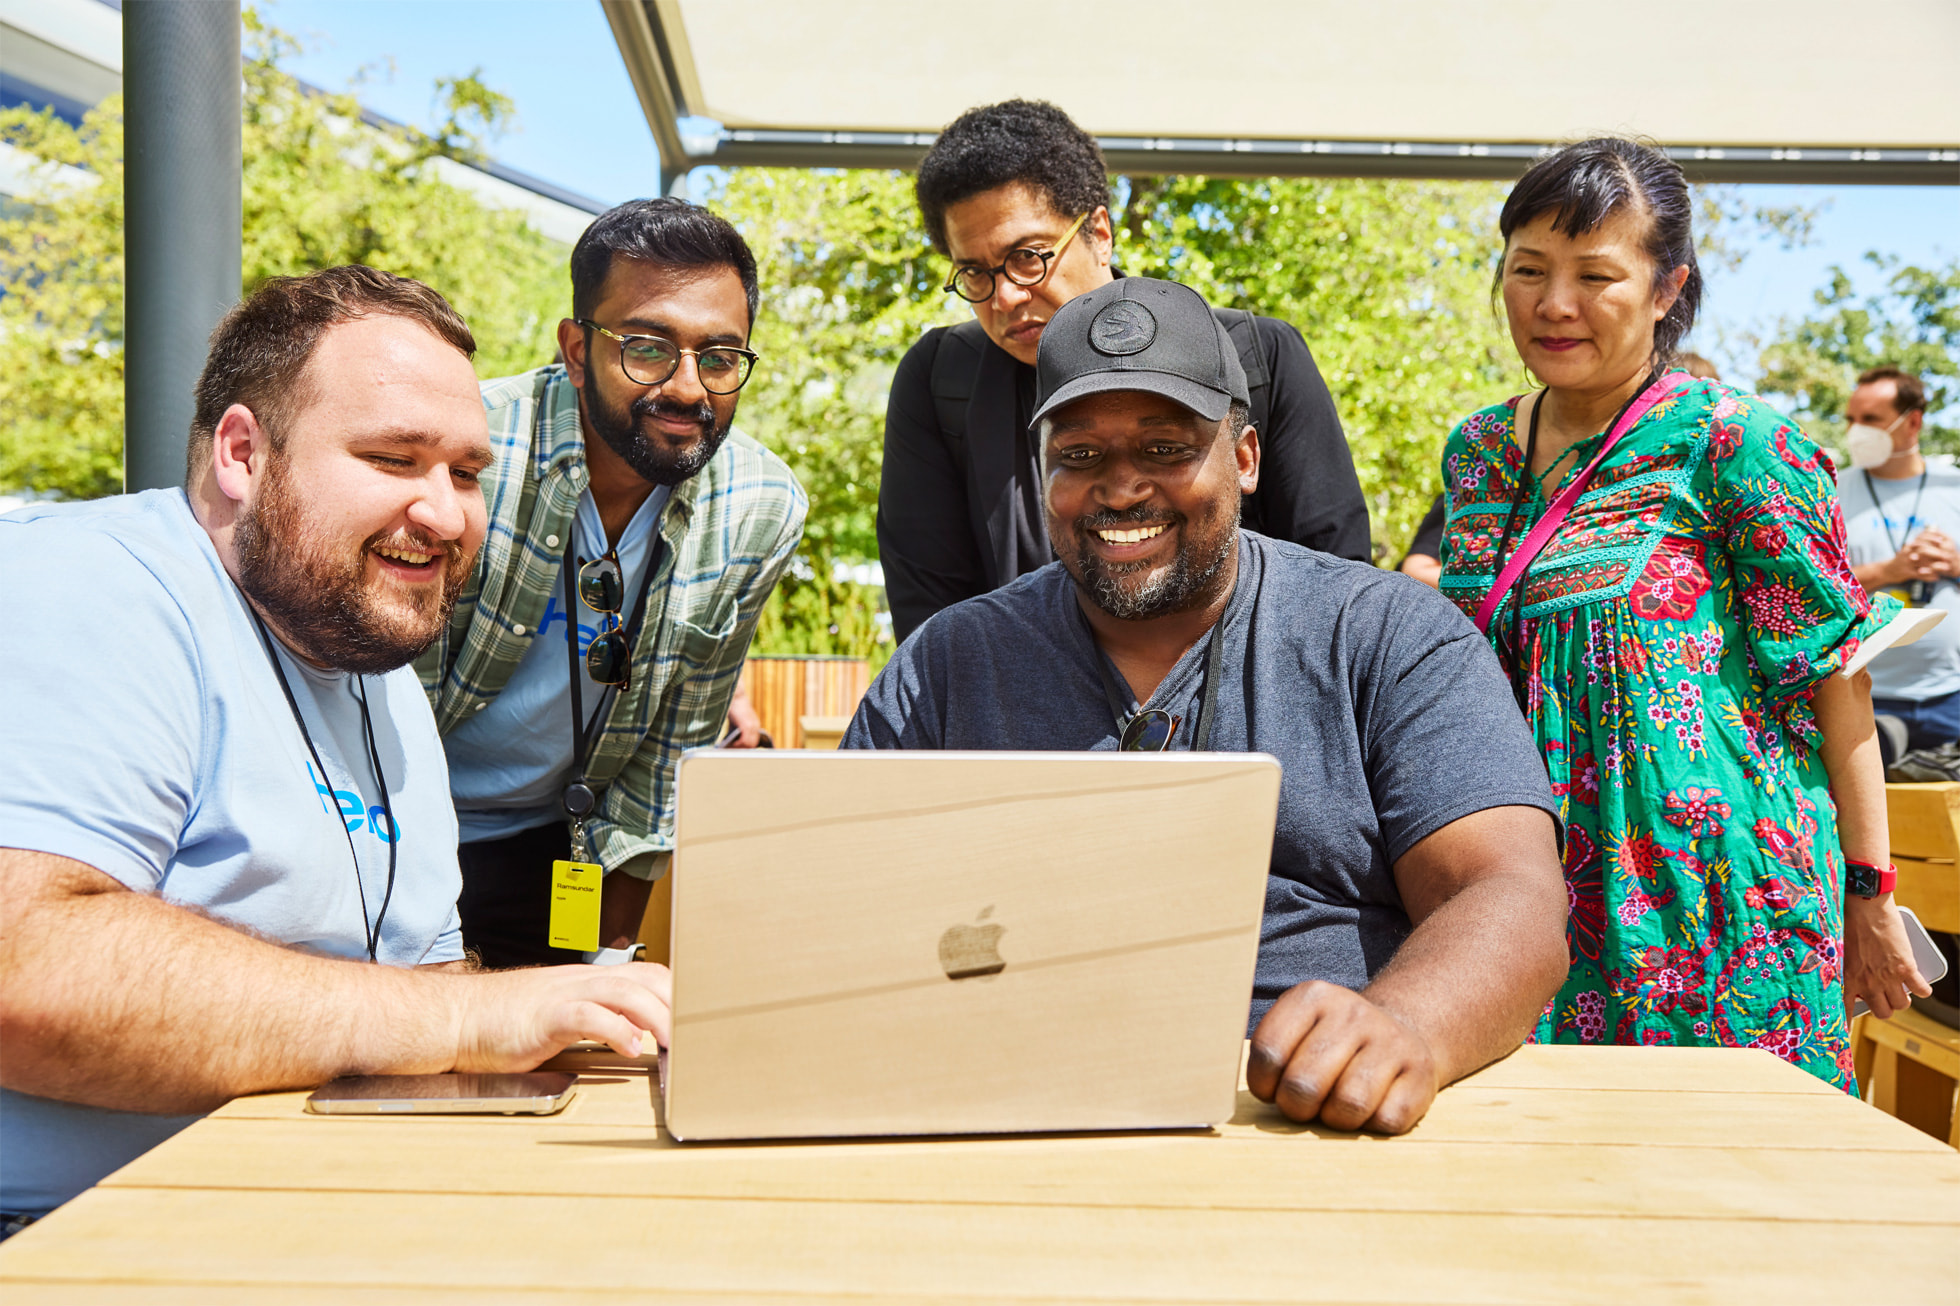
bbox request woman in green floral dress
[1438,138,1930,1088]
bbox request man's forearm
[1851,558,1899,593]
[1,851,463,1114]
[1364,869,1568,1086]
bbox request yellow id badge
[548,859,604,952]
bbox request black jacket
[878,311,1370,643]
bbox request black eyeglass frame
[574,318,760,394]
[941,210,1093,304]
[578,550,632,690]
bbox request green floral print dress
[1438,376,1896,1089]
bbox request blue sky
[1693,185,1958,382]
[264,0,1957,389]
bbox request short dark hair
[1497,137,1703,363]
[569,197,760,327]
[187,265,475,483]
[916,100,1110,255]
[1857,366,1927,415]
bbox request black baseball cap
[1030,277,1249,430]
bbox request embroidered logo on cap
[1088,300,1157,356]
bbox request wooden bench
[1854,783,1960,1146]
[798,713,851,750]
[1885,783,1960,932]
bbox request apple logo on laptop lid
[938,906,1006,981]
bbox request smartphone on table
[305,1071,577,1115]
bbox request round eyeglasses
[942,210,1092,304]
[575,319,759,394]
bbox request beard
[585,380,735,487]
[235,452,470,675]
[1058,500,1238,622]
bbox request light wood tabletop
[3,1044,1957,1304]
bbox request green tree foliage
[241,14,566,383]
[0,11,566,500]
[1755,254,1960,453]
[0,98,125,498]
[1113,174,1513,558]
[711,168,963,664]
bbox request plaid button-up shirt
[416,365,806,876]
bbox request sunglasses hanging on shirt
[1120,708,1182,752]
[1080,603,1229,753]
[578,549,633,689]
[558,536,664,866]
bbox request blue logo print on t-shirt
[306,762,400,844]
[536,595,605,653]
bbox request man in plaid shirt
[418,199,805,968]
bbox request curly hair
[915,100,1110,254]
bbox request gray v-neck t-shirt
[843,532,1558,1028]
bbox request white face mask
[1846,412,1910,470]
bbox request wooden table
[4,1045,1957,1304]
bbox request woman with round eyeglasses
[1436,137,1929,1088]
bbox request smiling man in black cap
[844,277,1570,1134]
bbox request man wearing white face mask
[1838,366,1960,750]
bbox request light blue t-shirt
[445,484,669,842]
[0,490,464,1215]
[1838,465,1960,702]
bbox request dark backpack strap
[922,318,1021,589]
[927,319,990,445]
[1214,308,1273,533]
[1213,307,1271,437]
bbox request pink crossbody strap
[1473,372,1691,635]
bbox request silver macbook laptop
[657,749,1280,1141]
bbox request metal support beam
[123,0,242,492]
[704,129,1960,186]
[601,0,690,186]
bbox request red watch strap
[1846,857,1897,895]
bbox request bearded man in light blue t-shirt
[0,267,673,1234]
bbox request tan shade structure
[605,0,1960,185]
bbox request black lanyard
[559,524,665,847]
[1081,602,1231,752]
[248,607,396,963]
[1489,368,1659,698]
[1865,468,1929,556]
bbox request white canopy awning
[604,0,1960,185]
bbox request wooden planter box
[737,655,870,749]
